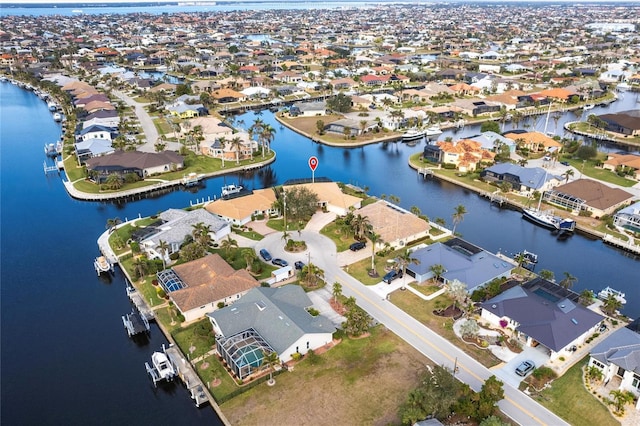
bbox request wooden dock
[417,168,434,178]
[480,190,508,207]
[126,284,155,321]
[602,234,640,255]
[165,345,210,408]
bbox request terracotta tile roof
[170,254,260,312]
[504,131,562,149]
[357,200,429,244]
[205,188,277,221]
[284,182,361,212]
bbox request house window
[632,374,640,390]
[591,359,605,370]
[306,341,310,349]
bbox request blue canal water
[1,81,638,424]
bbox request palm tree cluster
[248,117,276,157]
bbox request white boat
[515,250,538,264]
[221,183,243,197]
[181,172,203,187]
[402,129,425,142]
[583,104,595,110]
[424,126,443,136]
[151,351,176,381]
[522,170,575,232]
[53,112,62,122]
[598,286,626,304]
[47,101,57,111]
[94,256,112,274]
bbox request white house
[208,285,336,379]
[589,325,640,410]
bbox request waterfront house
[166,101,207,119]
[84,150,184,182]
[205,188,278,226]
[466,131,517,153]
[283,181,362,216]
[357,200,430,250]
[289,101,327,117]
[588,324,640,410]
[207,285,336,379]
[480,163,562,195]
[598,110,640,137]
[437,139,496,172]
[613,201,640,233]
[543,179,634,218]
[74,138,114,164]
[480,278,604,361]
[503,131,563,154]
[406,238,514,289]
[78,124,115,142]
[140,208,230,264]
[602,153,640,180]
[158,253,259,322]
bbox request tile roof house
[205,188,278,226]
[159,253,260,322]
[406,238,514,289]
[357,200,430,250]
[480,278,604,361]
[503,131,563,153]
[437,139,496,172]
[141,208,230,263]
[481,163,563,194]
[602,153,640,180]
[589,325,640,410]
[544,179,635,218]
[208,285,336,378]
[85,150,184,182]
[283,181,362,216]
[598,110,640,136]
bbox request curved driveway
[255,229,568,426]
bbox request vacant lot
[221,327,430,425]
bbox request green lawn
[562,157,636,187]
[172,319,217,360]
[534,356,619,426]
[319,221,357,252]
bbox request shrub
[156,288,166,299]
[291,352,303,361]
[217,302,225,309]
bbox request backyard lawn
[534,356,619,426]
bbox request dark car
[382,269,403,284]
[272,258,288,267]
[560,161,570,166]
[349,241,366,251]
[515,360,535,377]
[294,261,305,270]
[259,248,272,261]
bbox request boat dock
[122,309,150,337]
[165,345,210,408]
[602,234,640,255]
[480,190,508,207]
[126,284,155,321]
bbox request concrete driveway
[493,345,550,389]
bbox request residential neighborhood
[2,2,640,426]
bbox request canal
[1,81,638,424]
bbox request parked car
[599,323,608,333]
[294,261,305,270]
[560,161,570,166]
[349,241,366,251]
[272,258,288,267]
[382,269,403,284]
[259,248,272,261]
[515,360,535,377]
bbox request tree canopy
[279,186,320,223]
[326,93,352,113]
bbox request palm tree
[514,252,527,271]
[242,249,257,272]
[609,390,635,415]
[451,204,467,235]
[579,289,594,306]
[396,250,420,285]
[332,282,343,302]
[104,173,123,190]
[602,294,623,316]
[351,214,371,241]
[132,256,149,281]
[261,350,280,386]
[300,262,324,288]
[260,124,276,154]
[106,217,122,233]
[429,264,445,283]
[559,271,577,289]
[538,269,555,282]
[368,232,382,273]
[230,136,243,165]
[191,222,212,247]
[219,235,238,256]
[217,136,227,167]
[157,239,169,269]
[359,120,368,136]
[562,169,574,183]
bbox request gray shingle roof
[483,163,561,190]
[143,208,229,247]
[591,327,640,374]
[207,286,336,354]
[480,284,603,352]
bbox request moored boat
[94,256,112,275]
[597,286,626,304]
[402,129,425,142]
[145,351,176,384]
[424,126,443,136]
[583,104,595,110]
[221,183,243,198]
[53,112,62,122]
[181,172,203,187]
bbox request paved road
[255,227,569,426]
